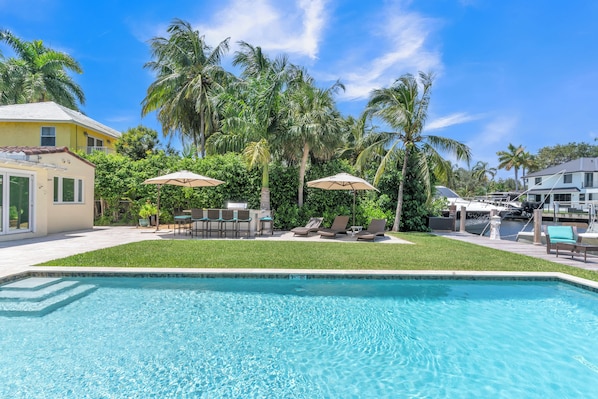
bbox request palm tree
[361,72,471,231]
[497,143,524,191]
[0,30,84,109]
[282,75,345,206]
[518,150,536,189]
[208,42,293,210]
[142,19,230,158]
[472,161,497,184]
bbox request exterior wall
[0,121,117,152]
[0,152,95,242]
[41,152,95,234]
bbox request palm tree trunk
[298,142,309,207]
[393,148,410,231]
[260,162,270,210]
[199,115,206,158]
[514,168,519,191]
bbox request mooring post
[533,208,543,245]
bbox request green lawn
[37,232,598,282]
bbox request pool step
[0,277,97,317]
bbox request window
[553,194,571,202]
[580,194,586,202]
[41,127,56,146]
[534,177,542,185]
[53,176,84,203]
[585,173,594,188]
[563,174,572,184]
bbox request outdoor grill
[226,201,248,210]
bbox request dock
[434,231,598,272]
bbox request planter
[139,218,150,227]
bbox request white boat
[435,186,523,234]
[435,186,521,214]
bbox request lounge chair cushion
[546,226,576,243]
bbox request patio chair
[205,209,222,237]
[356,219,387,241]
[290,217,324,236]
[190,208,207,237]
[220,209,236,237]
[318,215,350,238]
[236,209,252,238]
[259,211,274,236]
[544,225,580,254]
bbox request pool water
[1,277,597,398]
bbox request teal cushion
[547,226,575,242]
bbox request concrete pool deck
[1,226,597,291]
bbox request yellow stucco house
[0,101,121,153]
[0,146,95,242]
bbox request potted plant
[138,202,157,227]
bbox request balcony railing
[78,146,114,154]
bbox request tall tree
[0,30,84,109]
[472,161,497,186]
[208,42,293,210]
[282,76,345,206]
[361,72,471,231]
[496,143,524,191]
[534,142,598,170]
[142,19,230,158]
[116,125,160,160]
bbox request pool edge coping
[2,268,598,293]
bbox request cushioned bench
[544,225,580,254]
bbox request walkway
[434,231,598,272]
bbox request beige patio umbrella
[143,170,225,231]
[307,172,378,227]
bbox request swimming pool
[1,276,597,398]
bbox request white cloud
[426,113,481,131]
[466,115,519,167]
[339,2,443,100]
[197,0,328,59]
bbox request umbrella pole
[155,184,161,232]
[352,190,356,227]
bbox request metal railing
[78,146,114,154]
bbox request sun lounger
[291,217,324,236]
[356,219,387,241]
[318,215,350,238]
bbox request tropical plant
[281,74,345,206]
[496,143,525,191]
[142,18,231,158]
[116,125,160,160]
[472,161,497,184]
[208,42,294,210]
[360,72,471,231]
[138,202,158,219]
[0,30,85,109]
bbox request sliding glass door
[0,171,33,234]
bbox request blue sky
[2,0,598,179]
